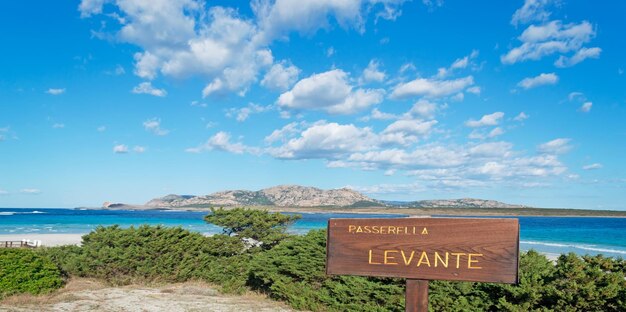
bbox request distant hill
[126,185,532,209]
[143,185,382,208]
[398,198,529,209]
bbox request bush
[46,225,233,285]
[205,207,300,250]
[0,248,64,298]
[32,209,626,311]
[249,230,404,311]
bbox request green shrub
[50,225,228,285]
[249,230,404,311]
[29,209,626,311]
[0,248,63,298]
[205,207,301,250]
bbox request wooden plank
[405,279,428,312]
[326,217,519,284]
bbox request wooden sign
[327,217,519,283]
[326,217,519,311]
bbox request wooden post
[405,279,428,312]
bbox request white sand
[0,234,84,247]
[0,279,295,312]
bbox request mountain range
[104,185,528,209]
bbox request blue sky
[1,0,625,209]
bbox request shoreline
[0,234,84,247]
[2,233,623,261]
[169,206,626,218]
[3,206,626,217]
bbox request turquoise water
[1,208,625,258]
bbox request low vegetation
[3,207,625,311]
[0,248,63,299]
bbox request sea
[1,208,625,259]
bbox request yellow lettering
[388,226,396,234]
[364,226,371,233]
[467,253,483,269]
[384,250,398,265]
[356,226,363,233]
[417,251,431,267]
[348,225,356,233]
[451,253,465,269]
[412,226,416,235]
[380,227,386,234]
[400,250,415,265]
[421,227,429,235]
[368,250,381,265]
[434,252,449,268]
[372,226,380,234]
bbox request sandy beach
[0,279,295,312]
[0,234,84,247]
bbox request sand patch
[0,279,295,312]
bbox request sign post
[326,218,519,311]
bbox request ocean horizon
[1,207,625,259]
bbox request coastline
[140,205,626,218]
[0,234,84,247]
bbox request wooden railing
[0,240,38,248]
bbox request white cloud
[132,82,167,97]
[277,69,384,114]
[435,50,479,78]
[513,112,529,122]
[114,64,125,75]
[465,112,504,128]
[226,103,272,122]
[468,128,504,140]
[384,169,396,176]
[511,0,554,26]
[267,122,379,159]
[97,126,106,132]
[408,99,437,119]
[383,119,437,138]
[579,102,592,113]
[363,108,399,121]
[20,188,41,194]
[253,0,407,41]
[0,189,8,195]
[46,88,66,95]
[143,118,169,136]
[133,146,146,153]
[538,138,572,154]
[555,47,601,68]
[52,123,65,129]
[186,131,258,154]
[390,76,474,99]
[80,0,409,97]
[326,47,335,57]
[261,61,301,91]
[113,144,129,154]
[466,86,481,95]
[190,101,208,108]
[359,59,386,84]
[0,127,10,142]
[78,0,107,17]
[261,121,569,189]
[568,92,585,102]
[517,72,558,89]
[582,163,602,170]
[399,62,416,73]
[502,20,597,65]
[489,127,505,138]
[264,122,301,144]
[469,142,513,158]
